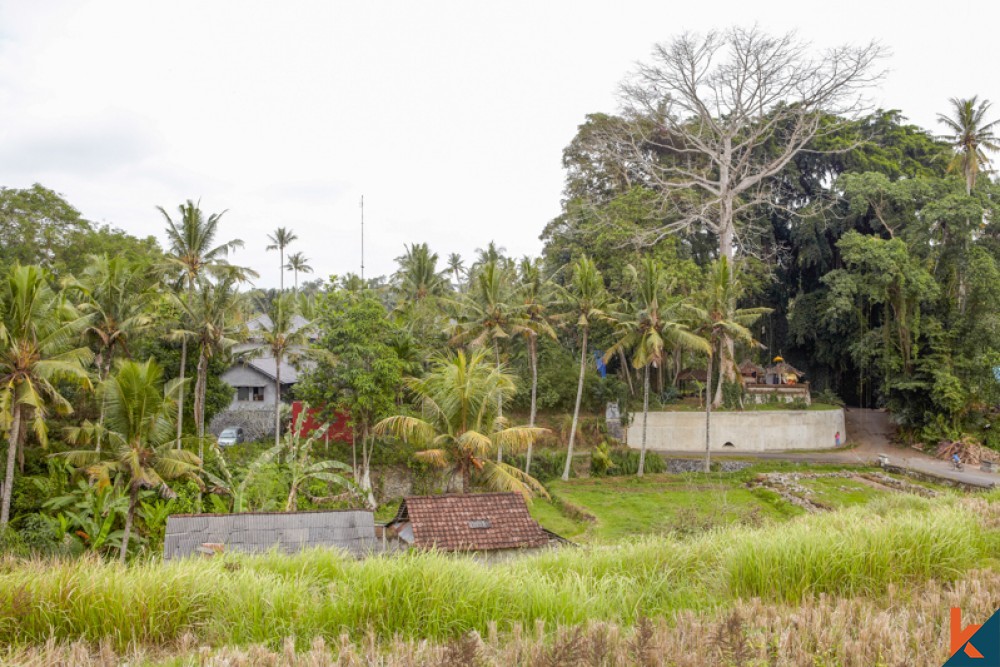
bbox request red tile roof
[391,492,549,552]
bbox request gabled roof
[246,313,312,336]
[390,493,550,552]
[225,350,315,385]
[163,510,376,559]
[738,359,764,375]
[768,361,804,377]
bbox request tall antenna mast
[360,195,365,282]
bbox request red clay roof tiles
[392,492,549,552]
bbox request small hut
[738,360,765,385]
[765,358,805,385]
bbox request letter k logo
[952,608,985,659]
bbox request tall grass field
[0,494,996,657]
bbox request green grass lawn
[530,465,948,543]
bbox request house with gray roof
[163,509,377,559]
[211,313,315,440]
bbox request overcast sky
[0,0,988,287]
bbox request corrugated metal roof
[163,509,377,559]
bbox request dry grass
[4,569,998,666]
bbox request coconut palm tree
[284,252,313,292]
[554,256,612,481]
[691,257,771,472]
[937,96,1000,195]
[0,265,93,529]
[393,243,452,345]
[69,255,159,452]
[172,276,245,457]
[394,243,450,302]
[446,252,466,290]
[604,258,710,477]
[61,359,202,562]
[240,294,314,448]
[516,257,557,474]
[374,349,547,496]
[159,200,252,448]
[267,227,298,293]
[449,259,527,461]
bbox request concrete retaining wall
[626,409,846,452]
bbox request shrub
[605,448,666,476]
[589,442,616,477]
[505,450,567,482]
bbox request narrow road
[651,408,997,488]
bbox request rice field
[0,493,996,658]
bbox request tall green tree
[0,185,160,277]
[266,227,298,294]
[515,257,557,473]
[691,258,770,472]
[62,359,202,562]
[392,243,451,348]
[284,252,313,292]
[70,254,160,453]
[0,265,93,529]
[159,200,250,447]
[72,255,158,383]
[937,96,1000,195]
[555,256,611,481]
[605,258,709,476]
[446,252,466,290]
[296,287,402,508]
[172,276,245,457]
[450,259,526,461]
[375,350,546,496]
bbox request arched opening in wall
[723,441,735,448]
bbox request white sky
[0,0,989,287]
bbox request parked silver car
[217,427,245,447]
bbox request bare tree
[617,27,883,403]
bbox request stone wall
[626,409,846,452]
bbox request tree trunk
[194,349,208,460]
[274,355,282,449]
[638,364,650,477]
[351,430,357,478]
[96,350,113,454]
[359,425,376,509]
[494,340,503,464]
[0,405,22,529]
[461,459,470,494]
[562,328,588,481]
[525,334,538,474]
[16,412,24,473]
[619,349,635,396]
[713,335,736,407]
[176,337,187,449]
[704,351,714,473]
[120,484,139,564]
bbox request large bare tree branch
[615,26,885,261]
